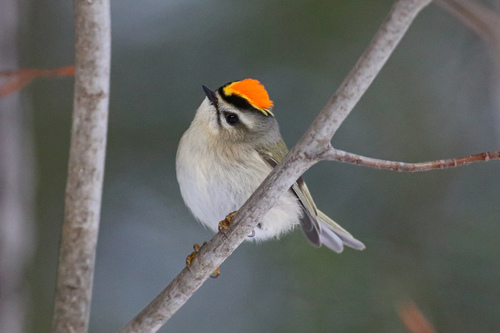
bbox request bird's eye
[225,113,239,125]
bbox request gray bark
[50,0,111,332]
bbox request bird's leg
[218,210,237,232]
[185,242,221,278]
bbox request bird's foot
[210,267,221,279]
[185,242,205,266]
[218,210,237,232]
[185,242,221,278]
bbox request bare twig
[436,0,500,42]
[322,147,500,171]
[0,66,75,78]
[0,66,75,97]
[118,1,432,332]
[399,300,437,333]
[437,0,500,142]
[50,0,110,332]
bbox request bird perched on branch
[176,78,364,253]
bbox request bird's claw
[218,210,237,232]
[185,242,221,278]
[185,242,206,266]
[210,267,221,279]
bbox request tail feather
[319,226,344,253]
[317,210,365,252]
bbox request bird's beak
[202,85,218,106]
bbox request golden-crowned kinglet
[176,79,365,253]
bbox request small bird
[176,79,365,253]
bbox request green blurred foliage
[22,0,500,332]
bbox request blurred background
[1,0,500,332]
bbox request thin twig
[321,147,500,171]
[0,66,75,97]
[0,66,75,78]
[436,0,500,43]
[118,1,432,332]
[398,300,437,333]
[50,1,110,332]
[437,0,500,143]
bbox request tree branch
[436,0,500,43]
[321,147,500,171]
[50,1,111,332]
[398,300,437,333]
[0,66,75,97]
[118,1,432,332]
[437,0,500,142]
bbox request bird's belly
[177,152,302,240]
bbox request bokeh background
[11,0,500,332]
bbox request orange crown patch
[222,79,274,116]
